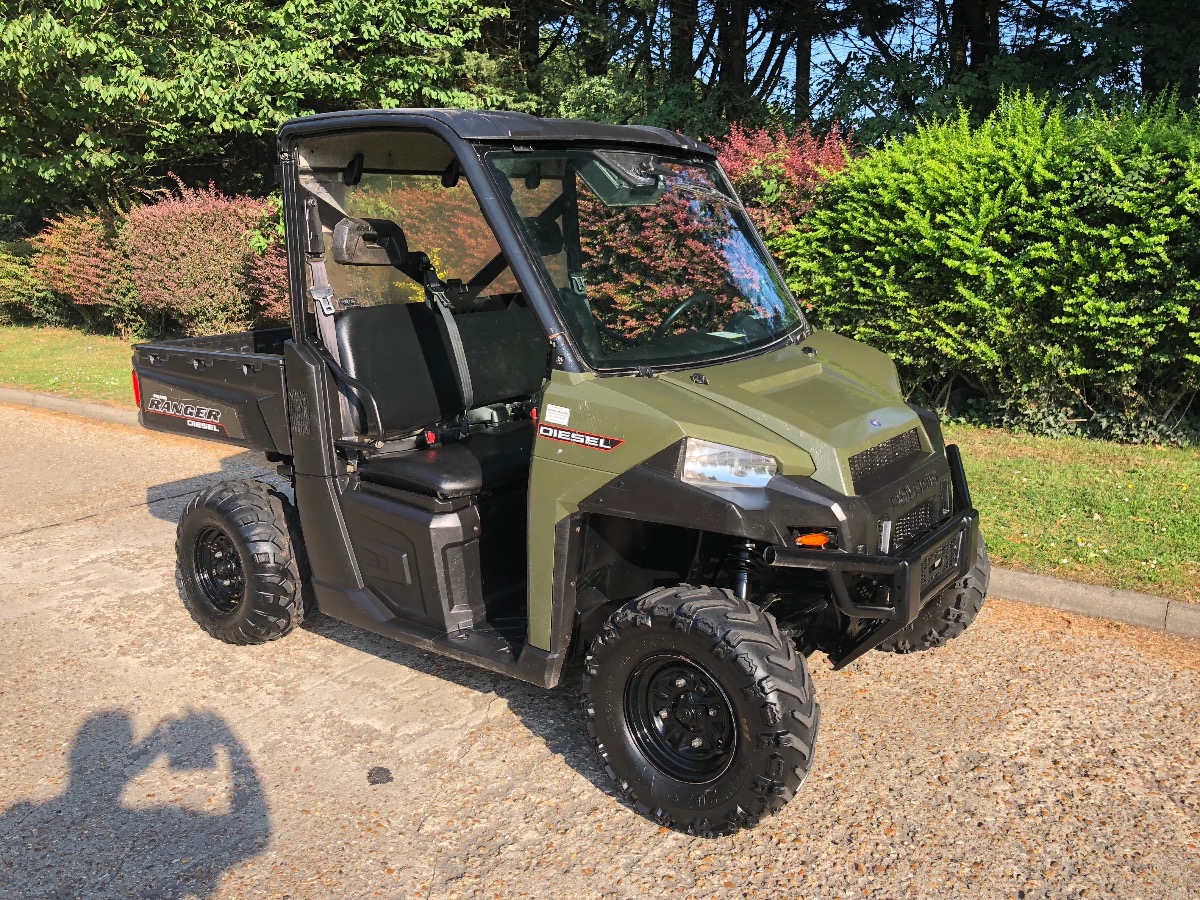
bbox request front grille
[920,532,963,590]
[879,480,951,554]
[892,499,937,550]
[849,428,922,487]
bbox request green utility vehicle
[133,110,989,836]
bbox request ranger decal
[537,424,623,451]
[146,393,229,434]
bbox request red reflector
[131,370,141,407]
[424,430,436,445]
[531,407,538,421]
[796,532,831,549]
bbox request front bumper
[762,446,980,668]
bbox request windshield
[485,149,808,371]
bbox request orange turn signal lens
[796,532,831,549]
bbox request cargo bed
[132,328,292,455]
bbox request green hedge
[774,94,1200,443]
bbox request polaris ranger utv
[133,109,989,836]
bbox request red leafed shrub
[578,190,750,339]
[30,214,133,331]
[248,239,291,323]
[246,200,291,325]
[711,122,852,238]
[122,185,273,336]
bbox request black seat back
[334,302,546,437]
[456,305,547,410]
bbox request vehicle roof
[278,108,715,157]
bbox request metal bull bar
[763,445,980,669]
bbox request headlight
[681,438,778,488]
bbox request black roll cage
[277,110,716,377]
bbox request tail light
[131,369,142,407]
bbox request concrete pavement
[1,403,1197,898]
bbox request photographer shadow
[0,709,269,899]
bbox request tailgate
[133,334,290,455]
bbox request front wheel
[582,585,819,836]
[877,537,990,654]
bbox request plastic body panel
[132,328,291,453]
[341,486,484,633]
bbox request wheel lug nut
[690,737,703,749]
[674,677,687,688]
[658,709,670,719]
[709,707,719,716]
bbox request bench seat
[358,422,534,500]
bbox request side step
[311,581,565,688]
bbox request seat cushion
[358,423,534,500]
[454,304,547,408]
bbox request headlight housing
[680,438,778,488]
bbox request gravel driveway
[1,403,1197,899]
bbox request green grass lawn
[948,424,1200,602]
[0,325,134,406]
[0,324,1195,600]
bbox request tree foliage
[2,1,1197,222]
[0,0,510,219]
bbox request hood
[656,331,925,494]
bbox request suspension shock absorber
[728,540,759,601]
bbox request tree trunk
[716,0,751,117]
[670,0,699,85]
[1133,0,1200,102]
[795,26,811,120]
[581,0,608,78]
[517,1,543,94]
[948,0,1000,78]
[480,2,513,58]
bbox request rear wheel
[176,479,310,645]
[582,585,819,836]
[877,537,990,654]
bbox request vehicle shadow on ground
[145,452,280,524]
[303,613,627,811]
[0,709,270,899]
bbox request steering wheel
[591,314,640,347]
[648,292,719,342]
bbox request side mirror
[441,160,461,189]
[331,217,408,267]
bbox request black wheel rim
[194,527,245,614]
[624,653,738,784]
